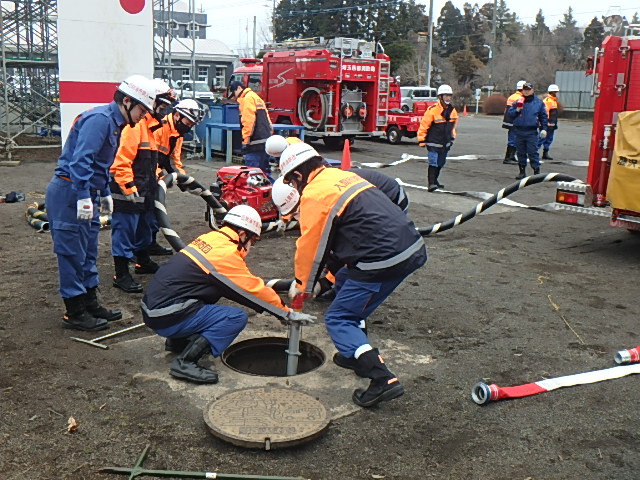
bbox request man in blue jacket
[507,82,548,179]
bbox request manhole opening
[222,337,325,376]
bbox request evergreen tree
[530,10,551,42]
[435,1,465,57]
[631,12,639,24]
[462,3,491,62]
[553,7,583,67]
[448,40,484,84]
[582,17,605,57]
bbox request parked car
[400,86,438,112]
[176,81,214,101]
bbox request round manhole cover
[204,387,330,450]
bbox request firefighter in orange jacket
[110,79,177,293]
[502,80,526,165]
[279,142,427,408]
[141,205,316,384]
[228,80,274,181]
[417,84,458,192]
[538,84,559,160]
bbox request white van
[400,86,438,112]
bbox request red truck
[554,29,640,231]
[229,37,391,149]
[383,78,434,144]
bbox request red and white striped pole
[472,362,640,405]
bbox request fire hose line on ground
[156,172,227,252]
[416,173,579,236]
[472,346,640,406]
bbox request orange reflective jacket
[417,102,458,150]
[502,91,523,128]
[543,95,559,128]
[141,226,289,329]
[237,88,272,150]
[153,113,186,175]
[110,113,160,213]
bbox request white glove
[125,191,140,203]
[286,309,317,325]
[76,198,93,221]
[288,280,303,301]
[99,195,113,215]
[539,130,547,139]
[276,219,287,233]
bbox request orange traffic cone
[341,138,352,169]
[462,105,468,117]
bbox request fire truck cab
[229,37,391,149]
[554,27,640,231]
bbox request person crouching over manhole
[277,142,427,407]
[140,205,316,383]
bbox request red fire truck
[554,29,640,231]
[229,37,391,149]
[384,78,433,144]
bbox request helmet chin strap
[124,101,137,128]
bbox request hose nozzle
[614,346,640,365]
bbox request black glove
[240,144,248,155]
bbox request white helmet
[279,142,320,178]
[223,205,262,237]
[548,84,560,92]
[265,135,290,157]
[174,99,204,123]
[271,176,300,216]
[151,78,178,106]
[437,84,453,95]
[117,75,155,112]
[516,80,526,90]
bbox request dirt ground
[1,116,639,480]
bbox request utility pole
[253,16,257,57]
[272,0,276,43]
[426,0,434,87]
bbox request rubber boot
[134,250,159,274]
[427,165,438,192]
[113,256,143,293]
[533,167,540,175]
[62,295,109,332]
[170,335,219,384]
[503,146,518,165]
[85,286,122,321]
[542,150,553,160]
[352,349,404,407]
[434,167,445,189]
[164,335,198,353]
[148,241,173,256]
[515,164,527,180]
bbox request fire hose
[25,202,49,232]
[416,173,579,236]
[472,345,640,405]
[156,172,227,252]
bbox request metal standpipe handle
[285,321,302,376]
[471,382,493,405]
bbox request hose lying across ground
[416,173,579,236]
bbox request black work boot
[515,164,527,180]
[134,250,159,274]
[147,241,173,256]
[427,165,438,192]
[352,349,404,407]
[533,167,540,175]
[333,353,367,377]
[542,150,553,160]
[164,335,197,353]
[113,256,143,293]
[170,335,219,384]
[62,295,109,332]
[434,167,445,188]
[503,146,518,165]
[85,286,122,321]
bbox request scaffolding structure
[1,0,60,158]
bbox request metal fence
[557,90,595,112]
[555,71,594,112]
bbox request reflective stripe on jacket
[543,95,559,129]
[153,113,186,175]
[295,167,427,294]
[110,113,159,213]
[417,102,458,151]
[141,226,289,330]
[502,91,522,128]
[237,88,272,151]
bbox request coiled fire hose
[472,346,640,405]
[156,172,227,252]
[417,173,579,236]
[25,202,49,232]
